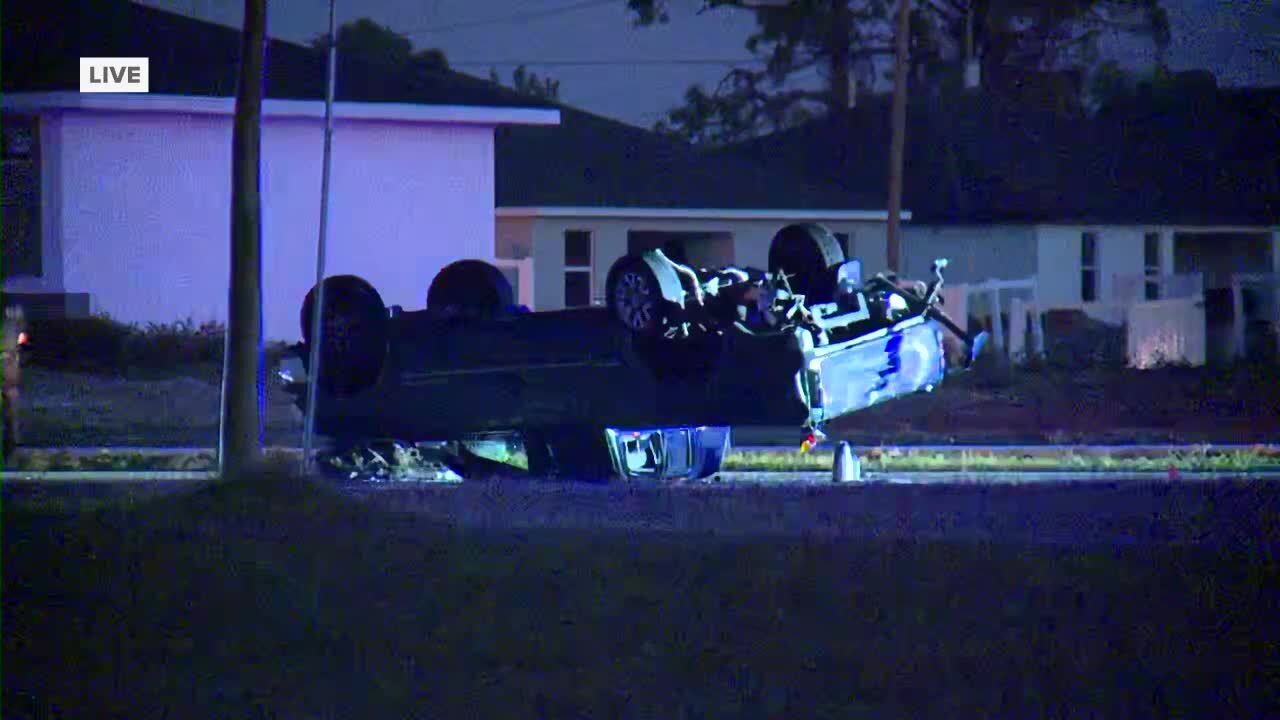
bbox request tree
[220,0,267,478]
[489,65,562,101]
[627,0,1171,144]
[1086,58,1135,110]
[310,18,449,72]
[1091,64,1221,115]
[633,0,897,144]
[920,0,1170,105]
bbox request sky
[139,0,1279,127]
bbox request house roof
[495,104,891,214]
[2,0,554,112]
[717,88,1280,226]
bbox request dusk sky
[139,0,1279,126]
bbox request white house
[492,106,906,311]
[722,87,1280,362]
[1,0,559,342]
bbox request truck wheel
[606,253,683,337]
[300,275,389,396]
[427,260,514,321]
[768,223,846,303]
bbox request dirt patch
[9,362,1280,448]
[18,366,303,447]
[828,362,1280,444]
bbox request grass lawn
[13,360,1280,449]
[7,444,1280,475]
[3,466,1276,718]
[725,445,1280,473]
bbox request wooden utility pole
[219,0,267,479]
[885,0,910,273]
[829,0,852,111]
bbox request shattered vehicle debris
[279,224,987,482]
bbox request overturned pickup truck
[279,224,986,482]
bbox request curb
[3,471,217,483]
[13,443,1280,456]
[8,470,1280,488]
[6,445,1279,479]
[734,443,1280,455]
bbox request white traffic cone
[832,441,861,483]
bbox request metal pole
[302,0,338,474]
[885,0,910,274]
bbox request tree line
[309,2,1190,146]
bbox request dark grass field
[14,361,1280,448]
[3,467,1277,719]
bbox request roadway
[5,470,1276,551]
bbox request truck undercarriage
[280,224,987,482]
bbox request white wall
[1035,225,1158,308]
[524,215,888,310]
[48,110,495,341]
[901,224,1037,283]
[495,215,534,259]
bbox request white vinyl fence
[952,272,1210,368]
[947,277,1045,364]
[1125,297,1207,368]
[1110,272,1207,367]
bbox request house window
[564,230,593,307]
[1080,231,1098,302]
[833,232,851,258]
[2,114,41,278]
[1143,231,1160,300]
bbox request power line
[451,58,767,67]
[401,0,618,36]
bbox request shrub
[134,319,226,367]
[25,314,293,376]
[24,315,133,373]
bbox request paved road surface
[5,471,1277,551]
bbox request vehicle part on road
[427,259,516,321]
[315,425,732,483]
[605,426,732,481]
[299,274,389,396]
[768,223,846,304]
[318,439,466,483]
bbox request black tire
[768,223,847,303]
[300,275,389,396]
[427,260,515,321]
[606,253,683,337]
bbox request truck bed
[299,306,947,443]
